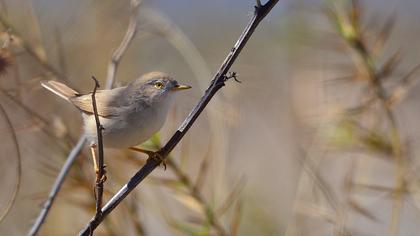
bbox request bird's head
[127,71,191,104]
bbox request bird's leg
[129,146,167,170]
[90,144,107,183]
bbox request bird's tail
[41,81,79,101]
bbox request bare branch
[78,1,280,235]
[105,0,141,88]
[89,76,105,235]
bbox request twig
[105,0,141,88]
[0,102,22,223]
[28,1,140,234]
[77,1,279,235]
[90,76,105,233]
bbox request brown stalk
[90,76,105,231]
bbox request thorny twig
[78,1,279,235]
[90,76,105,235]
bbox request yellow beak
[171,84,192,91]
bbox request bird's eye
[154,81,164,89]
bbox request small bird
[42,71,191,175]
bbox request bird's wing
[69,87,126,117]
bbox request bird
[41,71,191,178]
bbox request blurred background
[1,0,420,235]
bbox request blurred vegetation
[0,0,420,235]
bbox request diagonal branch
[78,1,279,235]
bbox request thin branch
[0,103,22,223]
[78,1,279,235]
[90,76,105,235]
[105,0,141,88]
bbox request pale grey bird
[41,71,191,173]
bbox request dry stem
[89,76,105,235]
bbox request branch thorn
[225,71,241,83]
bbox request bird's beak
[171,84,192,91]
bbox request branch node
[224,71,241,83]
